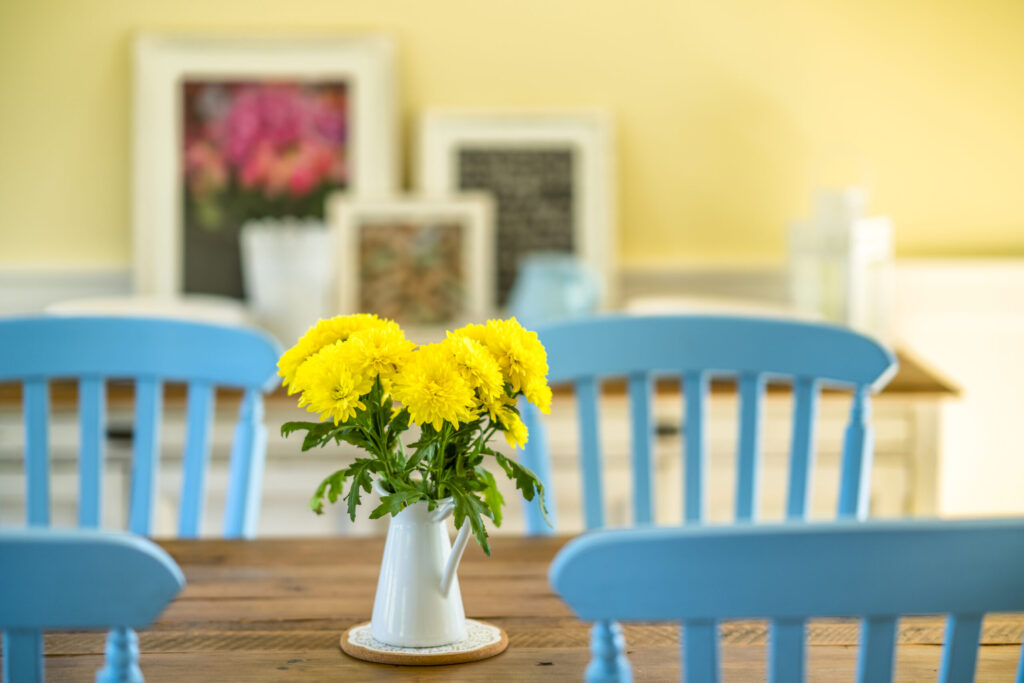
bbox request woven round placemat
[340,619,508,666]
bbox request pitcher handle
[440,522,472,598]
[430,500,455,522]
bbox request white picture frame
[133,34,398,297]
[328,195,495,336]
[416,110,616,307]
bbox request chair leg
[585,620,632,683]
[95,627,143,683]
[3,629,44,683]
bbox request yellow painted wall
[1,0,1023,267]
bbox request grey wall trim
[0,266,132,314]
[0,261,789,317]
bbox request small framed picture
[133,34,398,299]
[417,111,615,307]
[328,196,495,332]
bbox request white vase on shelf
[239,218,335,344]
[788,187,894,343]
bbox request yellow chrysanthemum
[493,399,529,449]
[457,318,549,395]
[453,322,489,347]
[291,343,367,424]
[523,375,553,415]
[344,322,416,391]
[392,345,477,432]
[277,314,387,391]
[441,334,504,404]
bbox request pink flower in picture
[182,80,349,223]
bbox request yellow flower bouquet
[279,314,551,553]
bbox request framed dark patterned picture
[328,196,495,332]
[133,35,397,298]
[417,112,615,307]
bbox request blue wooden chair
[0,527,185,683]
[519,314,897,532]
[551,518,1024,682]
[0,315,281,538]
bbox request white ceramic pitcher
[370,483,473,647]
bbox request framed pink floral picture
[181,80,350,297]
[133,35,397,299]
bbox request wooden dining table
[38,536,1023,681]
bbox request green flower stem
[434,424,452,499]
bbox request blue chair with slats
[0,316,278,680]
[0,315,281,537]
[550,518,1024,683]
[519,314,897,530]
[517,314,896,680]
[1,527,185,683]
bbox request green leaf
[476,467,504,527]
[301,421,339,451]
[388,407,411,440]
[405,440,436,473]
[308,468,349,515]
[370,489,426,519]
[407,424,439,450]
[281,421,321,438]
[445,477,493,555]
[495,453,552,528]
[354,409,373,432]
[334,427,374,451]
[344,459,377,521]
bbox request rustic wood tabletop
[37,535,1021,681]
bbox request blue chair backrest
[550,518,1024,682]
[0,315,281,538]
[0,527,185,682]
[518,314,897,532]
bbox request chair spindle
[1017,632,1024,683]
[683,371,708,523]
[518,399,557,534]
[856,616,897,683]
[683,619,720,683]
[576,377,604,530]
[23,379,49,526]
[735,372,765,521]
[128,378,163,535]
[95,626,142,683]
[838,385,873,519]
[786,377,819,520]
[939,614,983,683]
[78,377,105,528]
[769,618,806,683]
[3,629,44,682]
[628,372,654,525]
[178,381,214,538]
[224,389,266,538]
[585,620,630,683]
